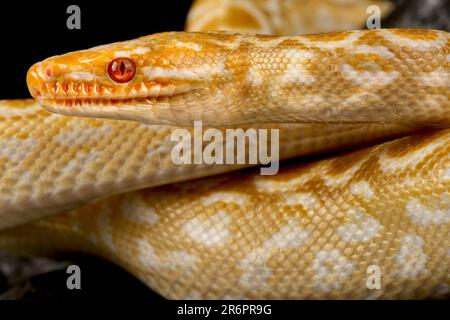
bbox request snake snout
[27,62,49,100]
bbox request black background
[0,0,194,99]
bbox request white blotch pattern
[323,156,368,188]
[182,211,231,246]
[354,45,395,59]
[349,181,374,200]
[0,137,37,162]
[200,192,249,206]
[143,61,226,81]
[284,48,315,60]
[298,94,326,107]
[239,218,311,290]
[114,47,150,58]
[379,135,449,173]
[340,64,399,87]
[174,41,203,52]
[341,92,382,110]
[137,239,198,270]
[0,102,41,116]
[246,65,264,86]
[337,208,381,242]
[312,249,355,292]
[283,192,317,209]
[266,217,312,249]
[394,235,428,278]
[60,151,103,175]
[239,252,273,291]
[166,251,198,270]
[55,125,112,146]
[414,69,450,87]
[121,195,159,225]
[405,195,450,226]
[16,171,35,186]
[279,49,316,85]
[441,168,450,181]
[207,37,244,50]
[137,239,159,269]
[280,64,315,84]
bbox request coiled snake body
[0,0,449,299]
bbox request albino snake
[0,0,449,299]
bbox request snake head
[27,32,233,126]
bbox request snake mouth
[35,87,205,125]
[31,81,197,102]
[29,79,206,123]
[38,96,163,110]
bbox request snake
[0,0,449,299]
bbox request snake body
[0,0,449,299]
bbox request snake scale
[0,0,449,299]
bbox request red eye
[107,57,136,83]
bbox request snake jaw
[27,68,211,126]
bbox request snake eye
[107,57,136,83]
